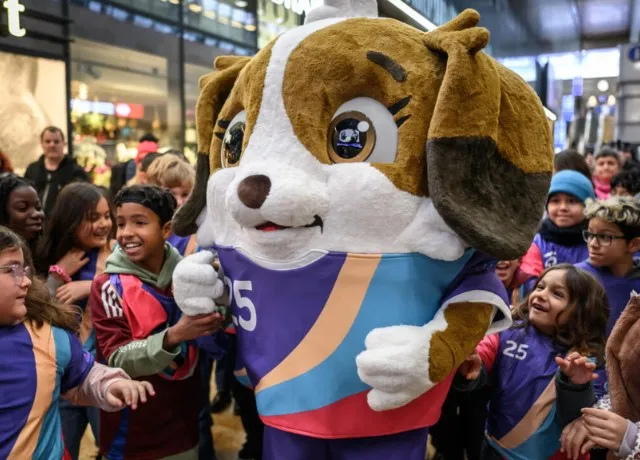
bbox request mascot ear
[173,55,250,236]
[424,9,553,260]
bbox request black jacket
[24,154,90,215]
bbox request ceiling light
[245,24,256,31]
[384,0,436,31]
[235,0,248,7]
[597,79,609,92]
[231,20,243,28]
[188,3,203,13]
[204,9,216,18]
[218,16,230,24]
[169,0,179,4]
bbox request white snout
[226,165,329,229]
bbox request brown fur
[606,295,640,421]
[428,302,493,382]
[282,18,440,196]
[211,43,275,171]
[174,9,553,259]
[173,56,250,236]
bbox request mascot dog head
[174,1,553,263]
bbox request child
[0,226,153,459]
[520,170,595,282]
[459,265,609,459]
[0,174,44,255]
[145,154,197,256]
[89,185,223,460]
[495,259,528,306]
[576,197,640,395]
[35,182,115,459]
[554,149,592,181]
[611,169,640,198]
[593,147,622,199]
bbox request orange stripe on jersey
[9,322,57,459]
[497,379,556,449]
[256,254,381,393]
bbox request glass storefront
[184,0,257,49]
[69,38,183,163]
[0,0,264,173]
[257,0,302,48]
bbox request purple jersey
[576,261,640,396]
[534,234,589,269]
[0,321,94,459]
[486,326,567,460]
[216,246,510,438]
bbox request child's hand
[581,407,629,453]
[105,380,155,410]
[164,312,223,350]
[458,353,482,380]
[555,352,598,385]
[56,280,92,305]
[561,418,595,460]
[56,248,89,278]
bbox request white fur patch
[194,17,468,265]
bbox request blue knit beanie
[547,170,595,204]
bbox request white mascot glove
[356,324,434,412]
[173,251,226,316]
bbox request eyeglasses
[0,264,33,285]
[582,230,627,247]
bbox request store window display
[70,39,182,166]
[0,52,67,173]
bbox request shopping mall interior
[0,0,638,173]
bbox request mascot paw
[356,325,433,411]
[173,251,225,316]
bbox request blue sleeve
[60,330,95,394]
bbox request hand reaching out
[459,353,482,380]
[163,312,224,351]
[106,380,155,410]
[555,352,597,385]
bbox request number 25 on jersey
[503,340,528,360]
[224,277,257,332]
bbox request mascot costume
[172,1,553,458]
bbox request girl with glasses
[0,226,154,459]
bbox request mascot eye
[328,97,398,164]
[221,110,246,168]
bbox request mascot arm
[173,250,227,316]
[357,260,511,412]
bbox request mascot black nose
[238,175,271,209]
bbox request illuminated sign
[3,0,25,38]
[71,99,145,120]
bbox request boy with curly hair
[576,197,640,400]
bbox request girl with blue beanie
[521,170,595,284]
